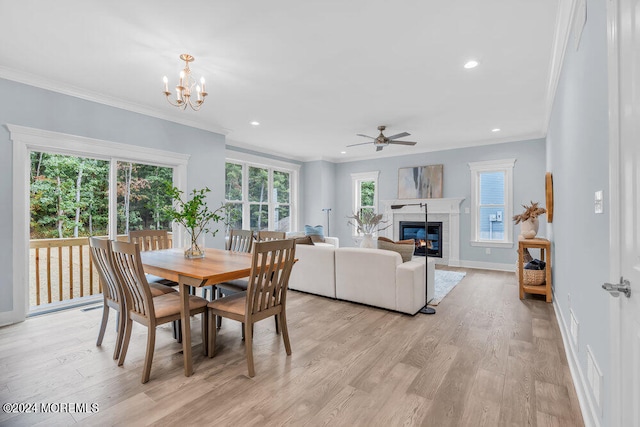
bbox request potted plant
[347,210,391,248]
[165,185,226,258]
[513,201,547,239]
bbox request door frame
[606,0,622,425]
[4,124,189,325]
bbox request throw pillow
[377,239,415,263]
[294,235,314,246]
[304,224,325,243]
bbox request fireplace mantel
[380,198,465,266]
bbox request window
[225,152,298,232]
[351,171,379,235]
[469,159,515,247]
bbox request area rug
[429,270,467,306]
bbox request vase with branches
[513,201,547,239]
[347,210,391,248]
[165,185,226,258]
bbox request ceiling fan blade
[388,140,417,146]
[356,133,375,139]
[347,142,373,147]
[386,132,410,140]
[376,146,384,152]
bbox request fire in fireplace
[399,221,443,258]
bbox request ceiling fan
[348,125,417,152]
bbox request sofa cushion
[377,239,415,263]
[294,235,314,245]
[288,243,336,298]
[304,224,325,243]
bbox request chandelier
[163,54,207,111]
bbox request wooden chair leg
[118,317,133,367]
[172,320,182,343]
[280,310,292,355]
[207,311,217,358]
[201,312,208,356]
[141,327,156,384]
[113,311,126,360]
[96,304,109,347]
[244,321,255,377]
[274,314,280,335]
[216,288,222,329]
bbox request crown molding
[543,0,578,132]
[0,66,229,137]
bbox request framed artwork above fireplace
[398,164,443,199]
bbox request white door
[608,0,640,425]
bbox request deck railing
[29,234,173,307]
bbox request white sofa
[288,238,435,315]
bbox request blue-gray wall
[0,78,227,314]
[301,160,336,234]
[330,139,546,267]
[546,0,610,423]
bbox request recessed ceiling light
[250,121,260,126]
[464,60,479,69]
[340,151,346,154]
[492,128,501,132]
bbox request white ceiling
[0,0,565,162]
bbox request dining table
[140,247,253,377]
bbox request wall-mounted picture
[398,164,443,199]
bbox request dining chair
[129,229,172,251]
[226,229,254,252]
[89,237,126,361]
[111,240,209,384]
[207,238,296,377]
[90,237,179,362]
[256,230,286,242]
[128,229,176,286]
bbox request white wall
[0,78,227,316]
[546,0,610,424]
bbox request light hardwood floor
[0,268,584,426]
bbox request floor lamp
[391,203,435,315]
[322,208,332,236]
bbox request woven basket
[516,264,545,286]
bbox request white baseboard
[0,309,25,327]
[554,298,600,427]
[450,259,515,272]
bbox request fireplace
[399,221,443,258]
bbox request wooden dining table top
[139,247,253,286]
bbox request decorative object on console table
[346,210,391,249]
[513,201,546,239]
[398,164,443,199]
[165,185,226,259]
[390,202,435,315]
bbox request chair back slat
[111,241,154,319]
[88,237,122,304]
[246,239,296,318]
[257,231,286,242]
[227,229,254,252]
[129,230,171,251]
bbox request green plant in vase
[165,185,226,258]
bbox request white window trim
[7,124,189,325]
[468,158,516,248]
[225,150,300,232]
[350,171,380,236]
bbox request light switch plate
[595,190,603,214]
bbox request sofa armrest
[396,260,426,314]
[324,236,339,247]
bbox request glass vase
[184,230,205,259]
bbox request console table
[518,238,552,302]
